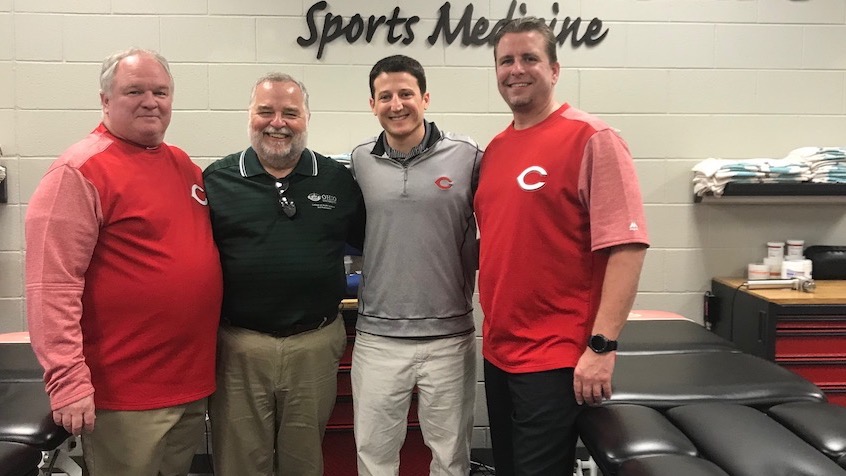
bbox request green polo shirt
[204,147,365,333]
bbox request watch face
[589,334,617,353]
[590,334,607,352]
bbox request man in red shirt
[474,18,650,475]
[25,48,222,476]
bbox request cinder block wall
[1,0,845,448]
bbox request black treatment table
[0,340,71,475]
[577,316,846,476]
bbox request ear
[551,62,561,86]
[422,91,430,110]
[369,97,376,115]
[100,92,109,114]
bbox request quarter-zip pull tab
[402,166,409,197]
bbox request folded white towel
[692,147,846,196]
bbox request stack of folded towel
[785,147,846,184]
[692,147,846,196]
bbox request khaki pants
[209,318,346,476]
[81,398,207,476]
[352,332,476,476]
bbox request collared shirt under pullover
[350,122,482,338]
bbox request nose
[140,91,158,108]
[389,96,403,111]
[511,59,526,74]
[270,113,286,128]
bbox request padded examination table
[0,340,71,475]
[617,319,738,355]
[0,441,42,476]
[609,351,825,408]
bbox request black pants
[484,360,582,476]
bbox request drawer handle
[758,310,767,343]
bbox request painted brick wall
[1,0,845,448]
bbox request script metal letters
[298,1,609,59]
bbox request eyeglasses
[274,179,297,218]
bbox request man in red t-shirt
[474,18,650,475]
[26,48,222,476]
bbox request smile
[265,132,290,139]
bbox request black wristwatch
[588,334,618,354]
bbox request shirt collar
[238,147,318,178]
[370,121,442,157]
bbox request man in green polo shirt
[203,73,365,476]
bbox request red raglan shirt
[25,124,223,411]
[475,104,650,373]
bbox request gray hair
[100,48,173,95]
[250,73,310,116]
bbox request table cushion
[577,404,697,475]
[667,403,846,476]
[768,401,846,468]
[609,352,825,408]
[617,320,738,355]
[0,381,69,450]
[0,441,41,476]
[0,344,44,383]
[617,454,730,476]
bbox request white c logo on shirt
[191,184,208,205]
[517,166,548,191]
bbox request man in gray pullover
[349,55,482,476]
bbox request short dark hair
[368,55,427,98]
[493,17,557,64]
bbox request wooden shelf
[694,183,846,204]
[715,278,846,305]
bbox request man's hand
[53,395,96,435]
[573,349,616,406]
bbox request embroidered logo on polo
[435,176,454,190]
[517,166,547,191]
[191,184,208,205]
[308,192,338,210]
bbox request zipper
[380,155,411,197]
[379,149,431,198]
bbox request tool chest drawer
[711,279,846,407]
[775,320,846,359]
[777,358,846,386]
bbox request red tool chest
[710,278,846,406]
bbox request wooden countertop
[340,298,358,311]
[715,277,846,305]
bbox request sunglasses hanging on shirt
[275,179,297,219]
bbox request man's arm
[573,243,647,406]
[25,164,101,434]
[344,163,367,252]
[346,199,366,253]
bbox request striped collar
[238,147,318,178]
